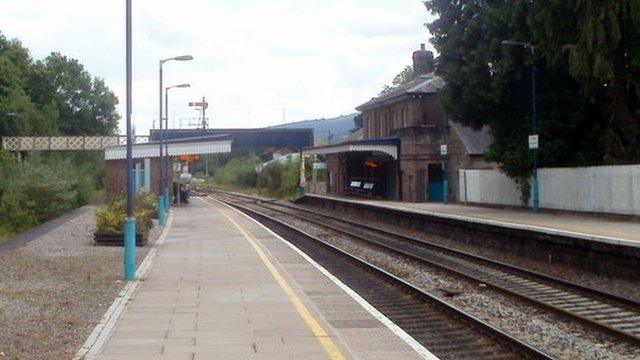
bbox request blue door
[427,163,444,202]
[428,181,444,202]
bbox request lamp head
[174,55,193,61]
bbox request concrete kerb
[305,194,640,247]
[207,196,439,360]
[73,211,174,360]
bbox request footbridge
[1,135,150,151]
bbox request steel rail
[210,190,640,346]
[211,196,554,360]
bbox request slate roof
[356,74,445,111]
[450,120,492,155]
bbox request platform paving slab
[92,197,424,360]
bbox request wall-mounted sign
[440,144,448,156]
[172,162,182,172]
[528,135,539,150]
[312,162,327,170]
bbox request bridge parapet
[1,135,150,151]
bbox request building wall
[325,153,347,196]
[106,158,164,197]
[362,97,444,140]
[353,95,496,203]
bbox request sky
[0,0,434,135]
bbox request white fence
[459,165,640,216]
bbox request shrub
[95,192,157,235]
[212,155,260,188]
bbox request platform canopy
[302,138,399,160]
[105,134,232,160]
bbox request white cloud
[0,0,434,134]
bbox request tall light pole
[159,55,192,212]
[502,40,540,213]
[165,83,190,206]
[124,0,136,280]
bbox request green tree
[531,0,640,162]
[31,52,119,135]
[382,65,417,93]
[424,0,608,194]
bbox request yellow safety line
[213,204,346,360]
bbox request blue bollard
[443,180,449,204]
[164,187,170,211]
[124,217,137,281]
[532,179,540,213]
[157,197,166,226]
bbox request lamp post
[165,83,190,206]
[124,0,136,280]
[159,55,192,213]
[502,40,540,213]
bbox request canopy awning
[105,136,232,160]
[302,138,399,160]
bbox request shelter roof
[449,121,492,155]
[105,134,232,160]
[356,74,444,111]
[302,137,399,159]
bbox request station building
[104,128,314,197]
[104,135,233,197]
[303,45,494,202]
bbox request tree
[0,53,47,136]
[531,0,640,162]
[31,53,119,135]
[424,0,609,194]
[382,65,417,93]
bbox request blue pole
[532,60,540,213]
[157,196,165,226]
[124,0,136,281]
[443,180,449,204]
[124,218,136,279]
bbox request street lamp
[502,40,540,213]
[124,0,135,280]
[165,83,190,206]
[159,55,192,214]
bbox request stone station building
[303,45,494,202]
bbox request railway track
[208,190,640,349]
[208,195,553,359]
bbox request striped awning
[105,139,232,160]
[302,143,398,159]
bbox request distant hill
[270,113,358,144]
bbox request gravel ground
[290,201,640,302]
[0,206,161,360]
[238,199,640,360]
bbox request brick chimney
[412,43,434,75]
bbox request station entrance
[342,152,398,200]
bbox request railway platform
[86,197,429,360]
[305,194,640,247]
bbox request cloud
[0,0,432,134]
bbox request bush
[95,191,157,235]
[212,155,260,188]
[256,158,306,198]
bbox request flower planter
[93,232,148,246]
